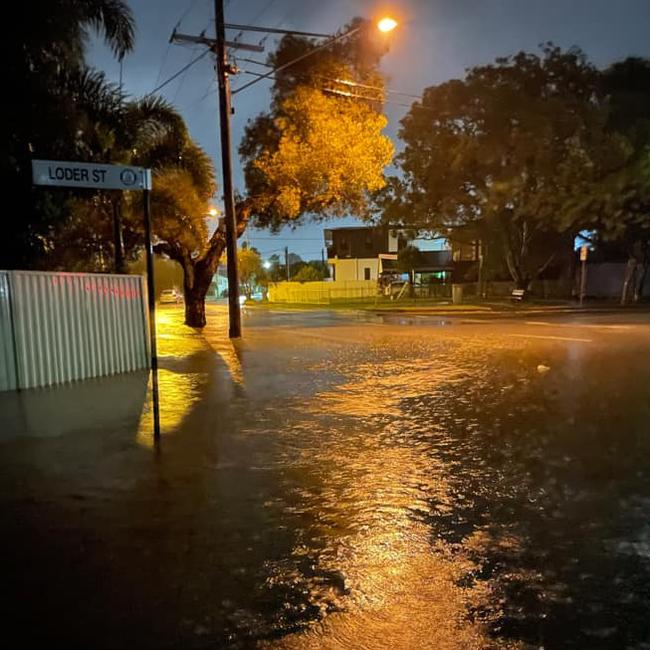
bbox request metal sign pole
[579,245,588,307]
[143,185,161,439]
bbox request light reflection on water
[253,337,519,648]
[231,327,650,649]
[137,308,208,447]
[5,309,649,649]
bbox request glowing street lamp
[377,17,398,33]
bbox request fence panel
[268,280,377,304]
[0,271,149,391]
[0,273,18,391]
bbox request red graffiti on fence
[50,276,141,300]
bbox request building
[209,265,228,299]
[324,226,400,281]
[324,225,478,284]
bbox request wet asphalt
[1,306,649,649]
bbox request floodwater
[1,306,650,649]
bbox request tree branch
[153,241,180,263]
[536,251,557,278]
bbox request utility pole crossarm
[171,31,265,53]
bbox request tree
[5,0,135,268]
[237,246,264,298]
[42,93,192,273]
[128,253,184,299]
[61,92,232,327]
[306,260,330,280]
[146,142,227,327]
[239,19,394,230]
[385,46,632,290]
[247,87,393,226]
[5,0,239,327]
[265,254,286,282]
[397,245,423,296]
[600,58,650,302]
[293,265,322,283]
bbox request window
[364,267,371,280]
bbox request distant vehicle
[159,289,182,304]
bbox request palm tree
[4,0,135,269]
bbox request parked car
[159,289,182,304]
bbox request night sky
[89,0,650,261]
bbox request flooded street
[1,306,650,648]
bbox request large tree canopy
[383,46,638,288]
[250,87,392,223]
[239,19,394,230]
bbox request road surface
[1,306,649,648]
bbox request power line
[236,67,421,101]
[240,70,418,110]
[227,0,278,56]
[177,0,204,27]
[172,45,201,103]
[154,0,206,90]
[232,26,356,95]
[191,80,217,108]
[146,49,211,97]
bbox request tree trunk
[153,200,251,330]
[112,195,126,274]
[184,287,207,328]
[181,238,227,328]
[505,250,526,289]
[635,261,648,302]
[476,240,484,299]
[620,257,637,305]
[633,241,649,302]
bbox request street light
[377,17,398,33]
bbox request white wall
[329,258,380,282]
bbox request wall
[268,280,377,304]
[326,227,389,259]
[0,271,149,391]
[329,258,380,282]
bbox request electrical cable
[145,49,211,97]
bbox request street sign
[32,160,152,191]
[580,245,589,262]
[31,158,159,440]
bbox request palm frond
[75,0,135,59]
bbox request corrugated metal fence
[0,271,149,391]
